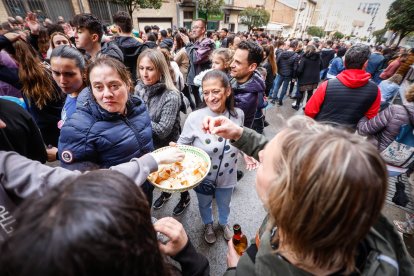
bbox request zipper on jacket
[122,116,145,150]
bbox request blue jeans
[196,187,234,225]
[270,75,291,102]
[320,68,329,80]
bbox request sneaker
[264,120,270,127]
[291,104,299,111]
[204,223,216,244]
[153,192,172,209]
[172,194,190,216]
[277,101,283,106]
[221,224,233,241]
[237,170,244,181]
[270,99,276,104]
[393,220,414,235]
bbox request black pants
[141,181,155,206]
[190,85,203,108]
[295,90,314,107]
[252,116,265,134]
[182,85,196,111]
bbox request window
[183,21,192,31]
[184,11,193,20]
[88,0,126,24]
[3,0,74,21]
[224,14,230,24]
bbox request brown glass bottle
[232,224,248,256]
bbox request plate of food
[148,145,211,192]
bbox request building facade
[0,0,320,38]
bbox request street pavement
[153,96,414,275]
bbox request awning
[262,22,289,31]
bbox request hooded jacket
[185,38,215,85]
[159,38,173,50]
[320,48,335,69]
[144,41,158,49]
[357,103,414,152]
[277,50,299,77]
[305,69,381,129]
[113,36,148,84]
[85,42,124,62]
[231,71,266,128]
[58,87,153,171]
[297,52,322,85]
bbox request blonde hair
[211,48,234,72]
[405,84,414,102]
[267,116,387,274]
[137,49,177,92]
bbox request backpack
[381,106,414,168]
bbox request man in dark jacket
[180,19,215,108]
[230,40,265,128]
[270,40,299,106]
[158,29,173,50]
[319,40,335,80]
[305,44,381,129]
[72,13,123,62]
[112,11,147,84]
[366,45,385,84]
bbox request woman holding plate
[178,70,244,244]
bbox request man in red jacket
[305,44,381,129]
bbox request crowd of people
[1,10,414,275]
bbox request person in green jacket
[202,115,414,276]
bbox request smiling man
[230,41,265,129]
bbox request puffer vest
[315,78,378,129]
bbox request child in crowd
[193,48,233,97]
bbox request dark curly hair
[237,40,263,66]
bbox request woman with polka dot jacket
[178,70,244,244]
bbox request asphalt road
[152,96,413,275]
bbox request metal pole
[77,0,85,13]
[195,0,199,19]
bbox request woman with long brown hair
[2,33,65,146]
[261,44,277,97]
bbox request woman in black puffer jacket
[293,45,322,110]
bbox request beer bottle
[232,224,248,256]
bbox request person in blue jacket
[58,56,154,201]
